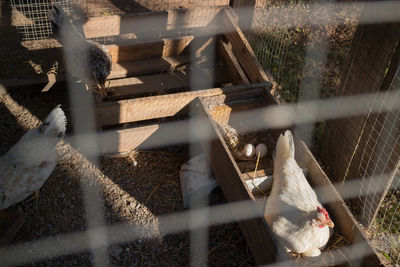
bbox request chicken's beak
[326,220,334,228]
[99,83,106,91]
[99,81,112,96]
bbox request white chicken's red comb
[317,206,330,220]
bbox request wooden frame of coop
[193,92,382,265]
[3,5,383,266]
[87,6,270,154]
[81,6,381,265]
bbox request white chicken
[0,106,67,210]
[265,130,334,257]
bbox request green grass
[249,23,354,151]
[372,187,400,264]
[249,28,306,102]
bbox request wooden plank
[241,169,269,180]
[242,169,309,181]
[106,36,193,63]
[105,67,228,101]
[182,26,218,58]
[192,97,279,264]
[204,88,266,109]
[110,59,170,79]
[293,136,382,266]
[82,7,225,39]
[146,0,229,10]
[230,0,256,34]
[201,86,283,140]
[98,120,192,154]
[217,39,250,85]
[109,55,190,79]
[96,82,270,126]
[41,73,57,92]
[99,124,159,154]
[0,56,190,89]
[162,36,194,59]
[106,73,186,99]
[219,7,269,83]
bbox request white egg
[255,143,268,158]
[243,144,255,158]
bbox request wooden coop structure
[1,0,396,265]
[58,5,381,265]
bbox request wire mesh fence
[9,0,72,41]
[363,64,400,264]
[358,67,400,225]
[249,0,361,102]
[1,0,400,266]
[247,0,400,264]
[249,29,289,92]
[371,170,400,264]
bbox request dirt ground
[0,87,255,266]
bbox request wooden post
[220,7,269,83]
[319,7,400,228]
[351,41,400,227]
[229,0,256,35]
[217,39,250,85]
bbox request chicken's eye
[314,217,323,225]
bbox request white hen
[0,106,66,210]
[265,130,334,257]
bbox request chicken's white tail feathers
[275,130,295,160]
[37,105,67,139]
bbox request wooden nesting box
[83,6,269,154]
[192,91,383,265]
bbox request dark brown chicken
[48,4,112,96]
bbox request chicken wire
[372,172,400,264]
[249,29,288,87]
[249,0,296,96]
[2,0,400,266]
[358,65,400,225]
[317,23,400,260]
[247,0,400,264]
[9,0,73,41]
[249,0,362,102]
[362,65,400,264]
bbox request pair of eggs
[243,143,267,158]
